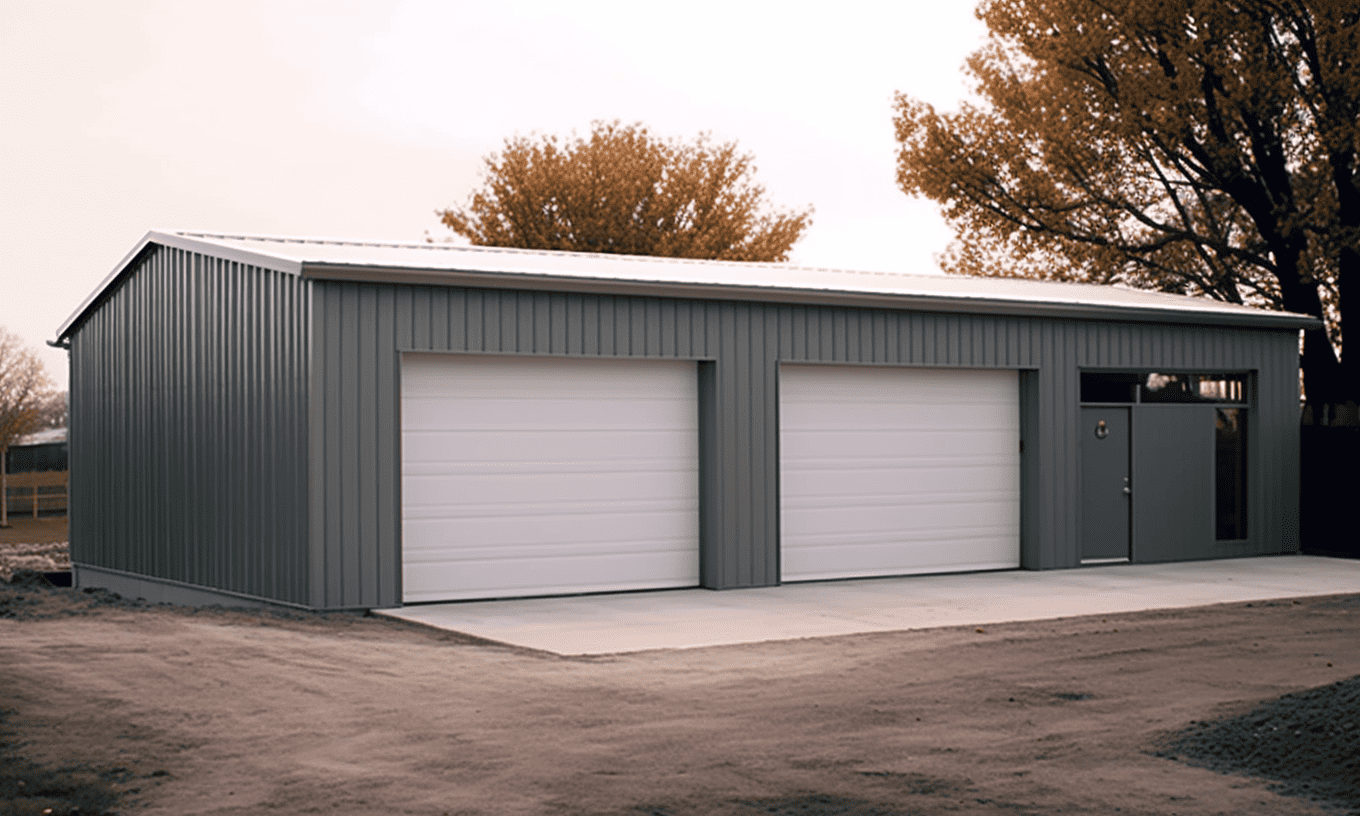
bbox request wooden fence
[3,471,69,518]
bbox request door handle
[1123,477,1131,496]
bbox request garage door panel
[409,551,698,601]
[782,456,1018,478]
[780,365,1020,582]
[403,361,656,391]
[403,542,697,571]
[403,470,695,508]
[402,458,692,478]
[784,513,1017,545]
[788,540,1016,560]
[403,398,690,432]
[784,406,1015,430]
[786,370,1015,400]
[404,431,692,466]
[786,543,1017,580]
[402,535,698,567]
[787,521,1018,543]
[785,495,1020,524]
[403,504,697,541]
[783,429,1017,457]
[401,354,699,602]
[403,521,695,562]
[782,466,1017,499]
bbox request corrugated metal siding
[68,246,310,604]
[63,239,1303,611]
[309,282,1300,607]
[1075,321,1300,559]
[1258,332,1303,550]
[310,284,730,606]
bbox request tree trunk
[1269,236,1344,413]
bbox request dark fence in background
[5,442,68,474]
[1300,424,1360,558]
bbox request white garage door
[401,354,699,602]
[780,365,1020,581]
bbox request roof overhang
[300,261,1321,330]
[56,230,1323,340]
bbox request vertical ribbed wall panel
[1072,321,1299,560]
[68,255,1305,610]
[1260,330,1303,550]
[308,282,1301,606]
[311,284,722,604]
[68,247,310,604]
[314,282,786,603]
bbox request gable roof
[57,230,1320,340]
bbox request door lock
[1123,476,1132,496]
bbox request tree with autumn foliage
[438,120,813,263]
[895,0,1359,412]
[0,327,55,527]
[0,328,51,451]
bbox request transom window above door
[1080,371,1250,405]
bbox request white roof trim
[57,230,1320,340]
[55,231,305,339]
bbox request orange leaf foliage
[438,121,813,263]
[0,327,53,453]
[895,0,1359,403]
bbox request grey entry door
[1130,405,1215,563]
[1080,407,1130,562]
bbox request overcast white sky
[1,1,987,388]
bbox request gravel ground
[1162,673,1360,813]
[0,542,69,582]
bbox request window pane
[1142,373,1247,403]
[1080,372,1140,402]
[1215,408,1248,540]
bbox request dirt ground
[0,517,69,545]
[0,568,1357,816]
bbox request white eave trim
[56,231,1324,340]
[299,261,1322,330]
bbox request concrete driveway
[374,554,1360,655]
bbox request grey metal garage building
[55,231,1318,610]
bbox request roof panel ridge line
[143,233,1316,311]
[148,231,306,273]
[156,235,1325,315]
[57,231,1322,344]
[181,230,396,244]
[171,230,939,277]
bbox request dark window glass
[1080,372,1140,403]
[1141,373,1247,403]
[1215,408,1248,540]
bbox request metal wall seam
[307,273,328,608]
[759,305,781,582]
[340,284,360,604]
[375,285,399,608]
